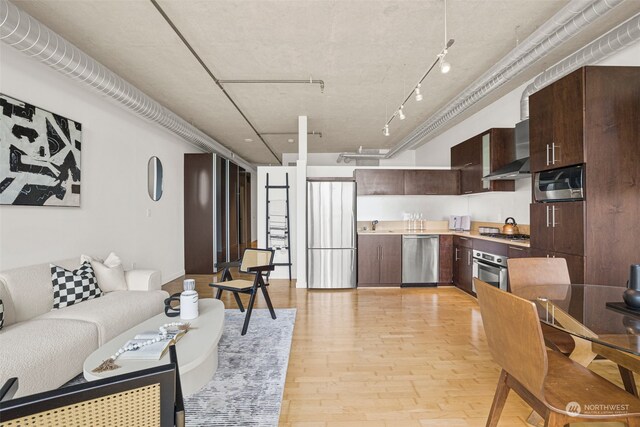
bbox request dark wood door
[551,69,584,169]
[529,84,554,172]
[379,235,402,286]
[228,161,239,261]
[530,203,554,252]
[404,170,460,195]
[439,235,453,284]
[452,244,462,286]
[184,154,214,274]
[357,235,381,285]
[550,201,584,256]
[355,169,404,195]
[487,128,516,192]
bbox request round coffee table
[83,298,225,396]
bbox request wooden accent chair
[0,345,183,427]
[509,257,639,396]
[475,278,640,427]
[210,248,276,336]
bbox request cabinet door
[453,244,462,286]
[355,170,404,195]
[550,201,584,256]
[404,170,460,195]
[507,245,531,259]
[458,247,474,293]
[439,235,454,284]
[487,128,516,192]
[379,235,402,286]
[357,235,380,285]
[529,84,554,172]
[551,69,584,169]
[530,203,554,252]
[553,252,585,284]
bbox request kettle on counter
[502,217,520,235]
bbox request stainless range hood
[484,119,531,180]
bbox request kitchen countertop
[357,229,530,248]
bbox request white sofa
[0,258,169,398]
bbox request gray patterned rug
[64,308,296,427]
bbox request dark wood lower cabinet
[507,245,531,259]
[453,245,473,294]
[357,235,401,287]
[530,249,585,284]
[439,235,453,284]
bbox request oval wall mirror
[147,156,164,201]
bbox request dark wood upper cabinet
[450,128,515,194]
[528,66,640,287]
[404,170,460,195]
[530,68,585,172]
[355,169,405,195]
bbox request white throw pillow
[81,253,127,293]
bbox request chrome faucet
[372,220,379,231]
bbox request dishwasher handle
[402,235,439,239]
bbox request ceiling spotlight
[398,106,406,120]
[415,84,423,102]
[244,138,253,143]
[440,58,451,74]
[383,124,390,137]
[287,138,295,143]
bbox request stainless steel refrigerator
[307,180,357,289]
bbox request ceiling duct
[339,0,625,162]
[0,0,254,171]
[520,12,640,120]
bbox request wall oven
[472,249,508,293]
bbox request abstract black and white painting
[0,94,81,206]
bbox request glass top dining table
[513,284,640,357]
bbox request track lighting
[398,106,406,120]
[383,124,390,136]
[415,84,423,102]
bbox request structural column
[296,116,308,288]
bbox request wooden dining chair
[475,278,640,427]
[509,257,639,396]
[210,248,276,336]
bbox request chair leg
[232,292,245,312]
[619,365,639,397]
[543,412,568,427]
[214,288,223,299]
[486,370,510,427]
[260,286,277,320]
[241,290,257,336]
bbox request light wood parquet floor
[164,274,630,427]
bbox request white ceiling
[12,0,640,165]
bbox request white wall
[0,46,201,282]
[256,166,297,279]
[412,40,640,225]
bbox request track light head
[398,106,406,120]
[415,85,423,102]
[383,124,390,136]
[439,58,451,74]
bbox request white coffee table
[83,299,225,396]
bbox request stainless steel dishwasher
[402,235,439,285]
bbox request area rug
[64,308,296,427]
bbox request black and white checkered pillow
[51,262,102,309]
[0,299,4,330]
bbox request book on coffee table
[119,329,186,360]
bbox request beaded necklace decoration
[92,322,190,373]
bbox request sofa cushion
[37,290,169,345]
[51,262,102,309]
[0,318,99,398]
[0,258,80,326]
